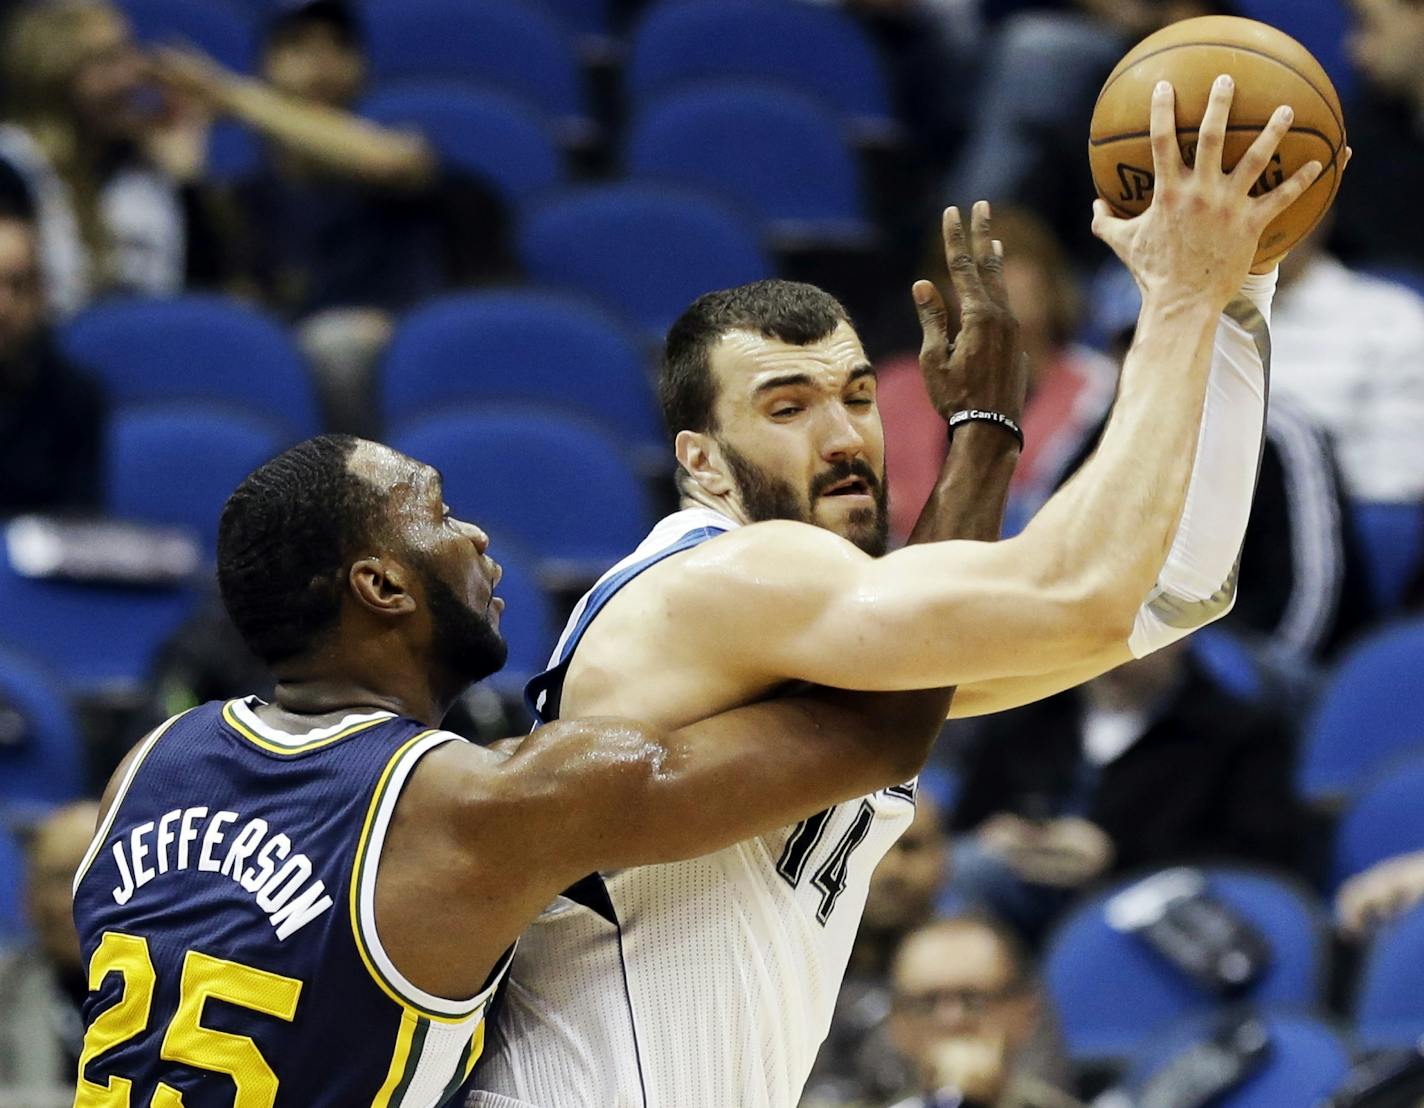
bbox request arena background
[1,0,1422,1104]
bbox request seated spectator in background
[948,643,1305,942]
[1337,849,1424,939]
[1078,262,1374,663]
[879,206,1115,543]
[0,802,98,1096]
[1268,220,1424,505]
[884,917,1082,1108]
[0,0,220,316]
[805,796,951,1106]
[153,0,515,432]
[1331,0,1424,274]
[943,0,1226,258]
[0,211,106,516]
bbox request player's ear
[348,556,417,617]
[676,430,735,497]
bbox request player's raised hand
[913,201,1027,424]
[1091,76,1323,308]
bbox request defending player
[70,434,991,1106]
[473,80,1322,1108]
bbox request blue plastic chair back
[104,404,288,554]
[389,407,651,576]
[1122,1010,1351,1108]
[1044,867,1328,1061]
[1332,753,1424,891]
[0,647,85,809]
[1350,500,1424,612]
[361,83,563,205]
[1298,620,1424,802]
[381,289,661,453]
[519,183,771,337]
[485,542,557,695]
[362,0,587,131]
[59,296,321,438]
[627,83,868,236]
[0,535,196,690]
[1357,901,1424,1048]
[116,0,257,71]
[627,0,893,126]
[0,819,25,942]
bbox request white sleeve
[1127,269,1277,658]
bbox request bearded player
[472,80,1321,1108]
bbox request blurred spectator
[1337,849,1424,939]
[0,801,97,1095]
[0,211,106,516]
[1082,259,1375,662]
[1331,0,1424,273]
[153,0,515,432]
[806,796,951,1106]
[879,206,1115,543]
[0,0,220,315]
[948,643,1305,941]
[1268,223,1424,504]
[943,0,1225,256]
[883,916,1082,1108]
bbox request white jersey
[469,509,917,1108]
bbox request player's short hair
[217,434,386,666]
[660,279,850,439]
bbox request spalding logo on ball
[1088,16,1346,269]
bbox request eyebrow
[753,364,877,396]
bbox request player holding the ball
[472,76,1333,1108]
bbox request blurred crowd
[1,0,1424,1104]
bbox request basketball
[1088,16,1346,268]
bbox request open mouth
[821,476,873,498]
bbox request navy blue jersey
[72,697,510,1108]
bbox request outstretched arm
[665,79,1320,694]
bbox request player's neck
[678,483,750,526]
[268,645,453,727]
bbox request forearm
[219,78,436,189]
[908,422,1021,545]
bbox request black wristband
[948,408,1024,449]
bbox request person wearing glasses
[885,917,1083,1108]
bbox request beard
[422,566,508,686]
[721,442,889,557]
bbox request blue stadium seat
[361,0,591,141]
[1297,620,1424,802]
[519,183,772,338]
[105,405,289,555]
[1043,867,1328,1061]
[1357,900,1424,1048]
[381,290,662,462]
[361,83,563,205]
[0,818,25,943]
[0,647,85,810]
[116,0,257,71]
[1332,753,1424,891]
[1231,0,1356,105]
[1120,1010,1351,1108]
[1350,500,1424,612]
[59,296,321,438]
[0,534,196,690]
[486,542,557,696]
[389,407,652,579]
[627,0,897,139]
[627,84,872,246]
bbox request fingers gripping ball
[1088,16,1345,268]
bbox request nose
[459,521,490,554]
[817,401,867,463]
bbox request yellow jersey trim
[221,699,393,755]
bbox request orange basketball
[1088,16,1346,268]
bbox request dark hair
[659,279,849,439]
[265,0,361,50]
[217,434,385,666]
